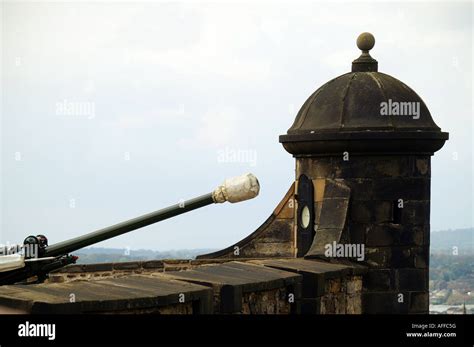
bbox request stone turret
[279,33,448,313]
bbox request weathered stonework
[0,275,213,314]
[249,259,366,314]
[295,155,433,314]
[1,258,365,314]
[242,288,291,314]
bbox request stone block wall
[296,155,431,314]
[250,259,366,314]
[158,261,301,314]
[321,276,363,314]
[38,258,365,314]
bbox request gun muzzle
[43,173,260,257]
[212,173,260,203]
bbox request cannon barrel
[43,173,259,257]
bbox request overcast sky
[1,0,472,251]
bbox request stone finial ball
[356,32,375,51]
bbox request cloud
[179,107,242,148]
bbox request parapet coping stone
[158,261,302,293]
[0,274,213,314]
[157,261,303,313]
[250,258,367,278]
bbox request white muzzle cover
[212,173,260,203]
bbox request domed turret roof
[280,33,448,156]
